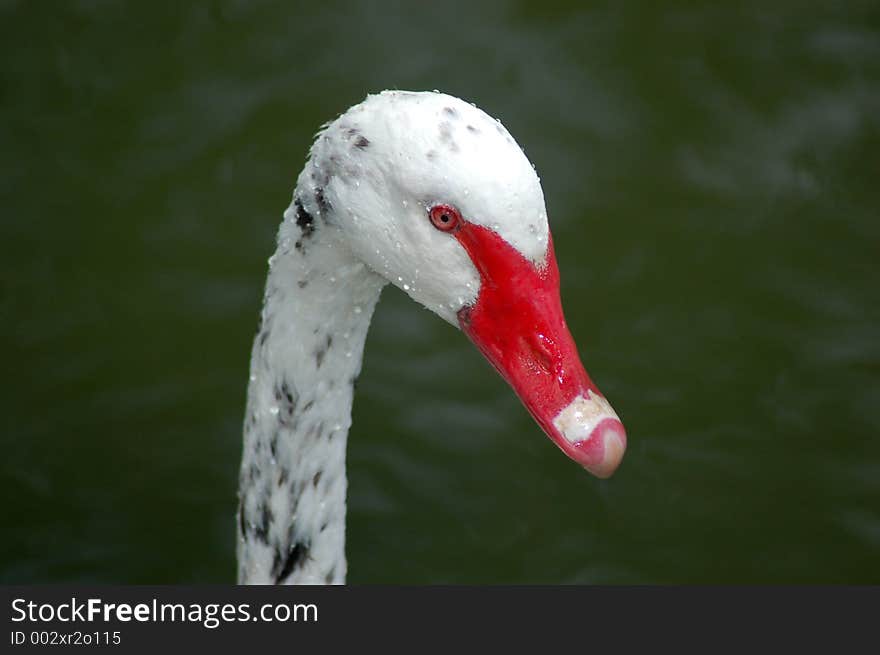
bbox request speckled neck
[237,194,385,584]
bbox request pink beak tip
[575,417,627,479]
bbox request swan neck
[237,204,384,584]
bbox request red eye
[429,204,462,232]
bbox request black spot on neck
[295,200,314,238]
[281,380,295,405]
[308,420,326,442]
[443,106,458,118]
[314,334,333,369]
[252,502,273,544]
[275,379,293,403]
[354,135,370,149]
[275,380,298,428]
[315,188,329,215]
[274,541,310,583]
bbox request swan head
[296,90,626,478]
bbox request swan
[237,90,627,584]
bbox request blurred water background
[1,1,878,583]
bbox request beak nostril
[524,333,557,375]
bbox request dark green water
[2,2,878,583]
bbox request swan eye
[429,204,461,232]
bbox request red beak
[454,221,626,478]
